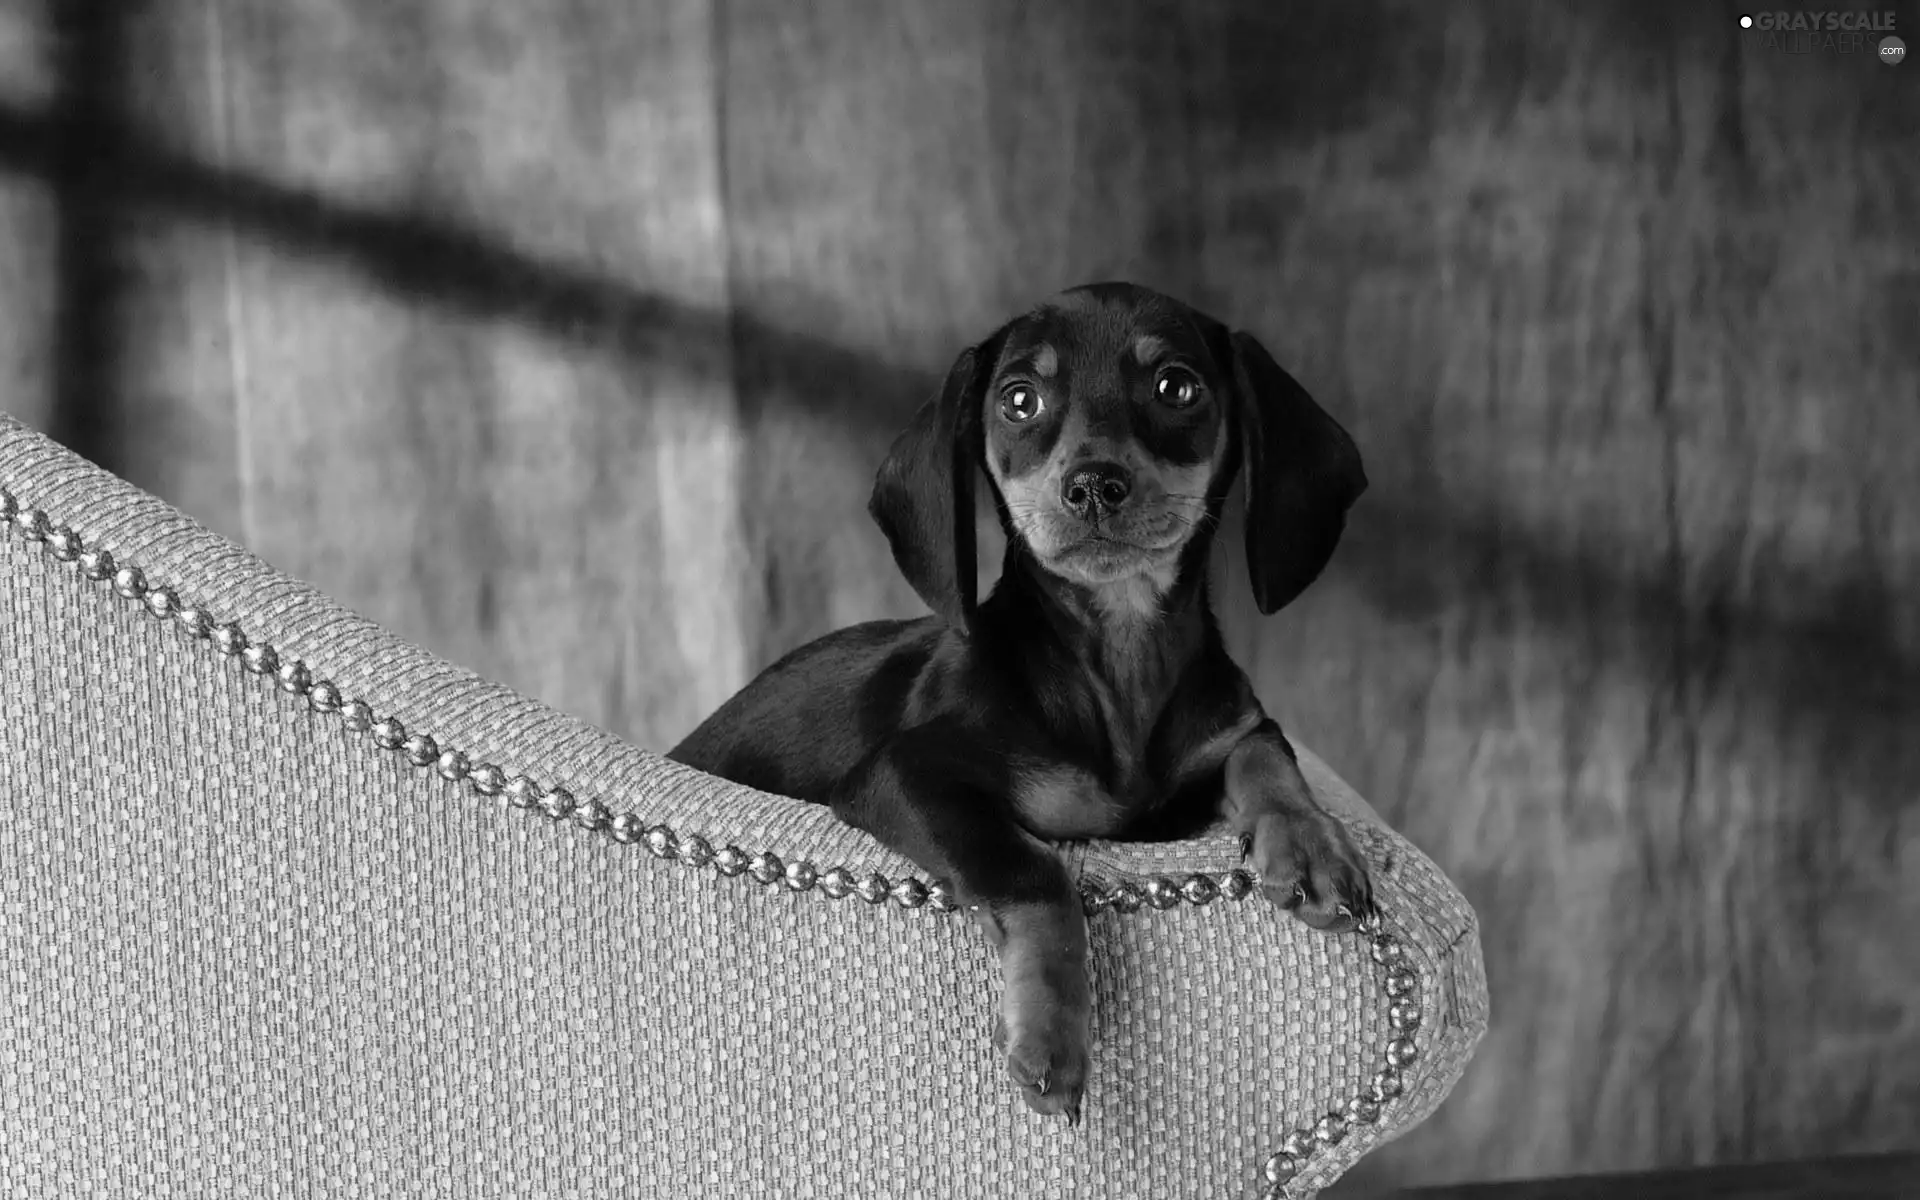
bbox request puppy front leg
[977,867,1091,1124]
[830,725,1091,1123]
[1226,719,1375,932]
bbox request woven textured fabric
[0,413,1486,1199]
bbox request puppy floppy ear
[1228,330,1368,615]
[868,333,1003,626]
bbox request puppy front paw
[990,978,1091,1124]
[1245,807,1374,933]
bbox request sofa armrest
[0,412,1486,1198]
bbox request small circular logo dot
[1880,35,1906,64]
[1739,14,1754,28]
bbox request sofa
[0,412,1487,1198]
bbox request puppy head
[870,282,1367,624]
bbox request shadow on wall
[6,0,1918,826]
[18,5,927,482]
[43,0,133,473]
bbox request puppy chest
[1008,755,1170,840]
[1011,763,1127,839]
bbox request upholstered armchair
[0,413,1486,1197]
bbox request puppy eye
[1000,385,1044,423]
[1155,367,1203,409]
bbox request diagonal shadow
[0,99,934,466]
[0,54,1914,807]
[1336,493,1920,820]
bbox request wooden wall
[2,0,1915,1188]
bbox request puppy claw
[1001,1010,1090,1123]
[1246,808,1374,934]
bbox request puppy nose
[1061,462,1133,519]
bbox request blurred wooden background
[2,0,1916,1189]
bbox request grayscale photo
[0,3,1913,1197]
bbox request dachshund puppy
[669,281,1373,1124]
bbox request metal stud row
[1,483,1421,1200]
[1255,907,1423,1198]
